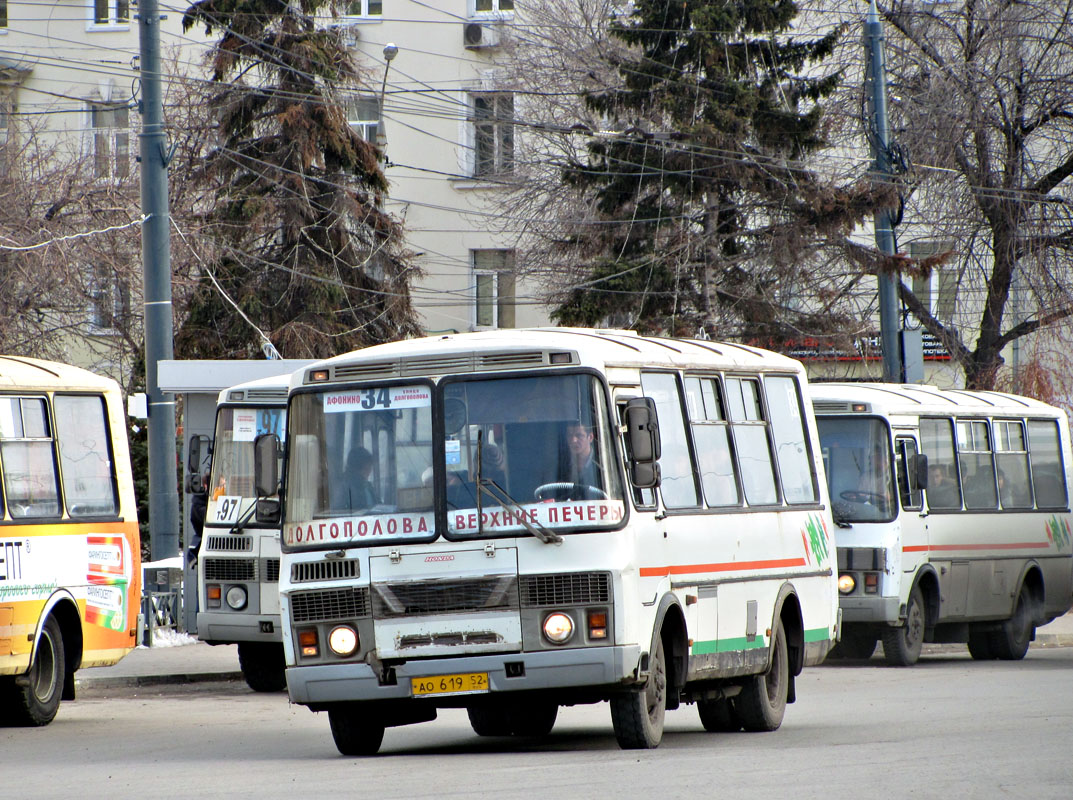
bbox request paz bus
[190,375,288,692]
[253,329,839,753]
[0,357,140,725]
[812,383,1073,666]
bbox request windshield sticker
[445,439,461,465]
[233,410,258,442]
[286,511,437,545]
[323,386,432,414]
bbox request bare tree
[856,0,1073,390]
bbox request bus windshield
[817,417,896,523]
[282,375,625,548]
[442,372,624,536]
[207,406,287,527]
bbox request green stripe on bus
[691,627,830,655]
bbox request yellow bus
[0,357,140,725]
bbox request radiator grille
[264,558,281,583]
[290,587,371,623]
[520,572,611,607]
[203,558,257,582]
[205,535,253,552]
[373,576,517,617]
[291,559,360,583]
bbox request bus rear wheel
[328,707,385,756]
[610,633,666,749]
[238,642,287,692]
[3,616,65,727]
[993,585,1034,661]
[882,585,925,666]
[736,619,788,732]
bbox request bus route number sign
[215,496,242,524]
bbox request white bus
[0,357,140,725]
[191,375,288,691]
[253,329,839,753]
[812,383,1073,666]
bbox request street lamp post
[376,43,398,154]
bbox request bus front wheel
[736,619,789,732]
[610,634,666,749]
[3,616,65,727]
[238,642,287,693]
[328,707,385,756]
[882,585,925,666]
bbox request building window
[344,0,382,16]
[910,240,956,321]
[469,93,513,177]
[0,1,8,29]
[474,0,514,13]
[346,95,380,142]
[92,0,130,26]
[88,103,130,179]
[89,266,131,330]
[473,249,515,328]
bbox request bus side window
[1028,419,1069,508]
[0,396,61,518]
[896,438,922,510]
[639,372,699,509]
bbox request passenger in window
[475,443,507,487]
[927,463,959,509]
[344,447,379,510]
[997,469,1031,508]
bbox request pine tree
[176,0,421,359]
[553,0,873,341]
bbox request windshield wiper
[228,500,258,536]
[476,431,561,544]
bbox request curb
[77,671,244,691]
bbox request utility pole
[138,0,180,560]
[865,0,903,383]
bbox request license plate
[411,672,489,697]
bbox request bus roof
[810,382,1063,418]
[217,373,291,406]
[0,356,119,392]
[290,328,805,390]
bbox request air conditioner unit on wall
[463,21,500,49]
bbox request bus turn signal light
[298,628,319,657]
[588,610,608,640]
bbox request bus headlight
[328,625,359,657]
[543,612,575,644]
[838,574,856,595]
[225,585,248,610]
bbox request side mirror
[624,397,661,489]
[254,433,281,498]
[187,434,210,473]
[625,397,660,461]
[910,453,929,490]
[256,498,281,525]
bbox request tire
[238,642,287,693]
[4,616,65,727]
[328,708,386,756]
[882,585,925,667]
[697,697,741,732]
[831,632,878,661]
[736,619,789,732]
[510,700,558,737]
[967,627,996,660]
[467,703,513,737]
[993,584,1034,661]
[610,633,667,749]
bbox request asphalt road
[5,648,1073,800]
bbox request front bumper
[287,644,642,705]
[197,611,282,644]
[839,595,900,624]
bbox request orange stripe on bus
[640,557,806,577]
[903,542,1050,553]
